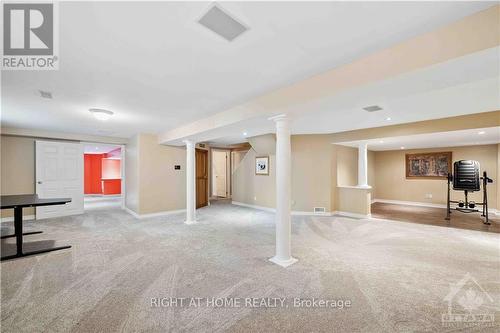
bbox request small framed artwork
[406,152,452,179]
[255,156,269,175]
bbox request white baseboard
[372,198,446,209]
[231,201,275,212]
[123,206,185,219]
[333,211,371,219]
[231,201,333,216]
[372,199,498,216]
[1,215,35,223]
[292,210,332,217]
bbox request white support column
[357,142,370,188]
[269,114,297,268]
[184,140,197,224]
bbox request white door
[213,151,227,197]
[36,141,84,219]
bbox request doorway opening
[211,149,230,201]
[83,143,123,210]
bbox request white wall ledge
[337,185,372,189]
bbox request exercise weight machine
[445,160,493,225]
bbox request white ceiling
[1,1,496,139]
[193,46,499,146]
[338,127,500,151]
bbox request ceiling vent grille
[39,90,52,99]
[198,5,248,41]
[363,105,383,112]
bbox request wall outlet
[425,193,433,199]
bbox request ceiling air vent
[39,90,52,99]
[198,5,248,41]
[363,105,383,112]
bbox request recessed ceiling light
[478,131,485,135]
[363,105,383,112]
[400,146,405,150]
[379,140,384,143]
[243,132,248,136]
[89,108,114,121]
[39,90,52,99]
[386,117,392,121]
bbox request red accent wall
[102,158,121,195]
[85,153,122,195]
[84,154,104,194]
[102,179,121,195]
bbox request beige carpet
[1,202,499,332]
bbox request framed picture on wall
[405,152,452,179]
[255,156,269,175]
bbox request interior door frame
[196,148,209,208]
[210,148,231,199]
[81,142,126,209]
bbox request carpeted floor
[1,202,499,332]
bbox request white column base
[184,220,197,225]
[269,256,298,268]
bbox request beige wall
[247,134,276,155]
[498,144,500,210]
[232,135,333,212]
[337,187,371,216]
[125,135,139,213]
[232,136,380,214]
[291,135,332,211]
[374,145,498,208]
[125,134,186,215]
[0,136,36,218]
[336,145,358,186]
[232,148,276,208]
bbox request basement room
[1,1,499,332]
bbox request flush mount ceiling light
[478,131,486,135]
[243,132,248,136]
[362,105,383,112]
[386,117,392,121]
[198,4,248,41]
[89,108,114,121]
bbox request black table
[1,194,72,261]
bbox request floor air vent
[314,207,326,213]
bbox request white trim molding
[231,201,333,216]
[372,199,498,216]
[1,215,35,223]
[292,210,332,217]
[231,201,275,212]
[372,198,446,208]
[123,206,185,220]
[333,211,372,219]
